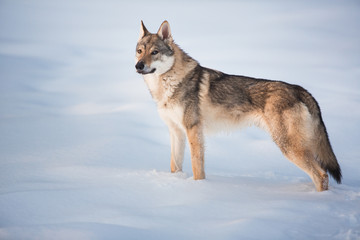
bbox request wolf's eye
[151,50,159,55]
[137,49,142,54]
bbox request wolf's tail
[315,121,342,183]
[298,87,342,183]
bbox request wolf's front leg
[169,125,186,173]
[186,124,205,180]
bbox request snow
[1,0,360,239]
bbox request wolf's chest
[144,74,185,128]
[158,104,185,129]
[144,74,180,103]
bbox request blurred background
[1,0,359,178]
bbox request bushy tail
[298,86,342,183]
[315,120,342,183]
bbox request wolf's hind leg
[265,103,329,191]
[284,149,329,191]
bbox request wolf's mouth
[138,68,156,75]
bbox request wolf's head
[135,20,175,75]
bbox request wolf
[135,20,342,191]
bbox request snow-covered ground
[1,0,360,239]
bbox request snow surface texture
[1,0,360,239]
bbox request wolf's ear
[157,20,172,42]
[139,20,150,39]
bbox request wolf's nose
[135,61,145,71]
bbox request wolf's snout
[135,61,145,71]
[135,61,156,74]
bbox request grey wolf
[135,20,342,191]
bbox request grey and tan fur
[135,20,342,191]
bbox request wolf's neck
[144,44,199,103]
[167,44,198,78]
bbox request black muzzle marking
[135,61,156,75]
